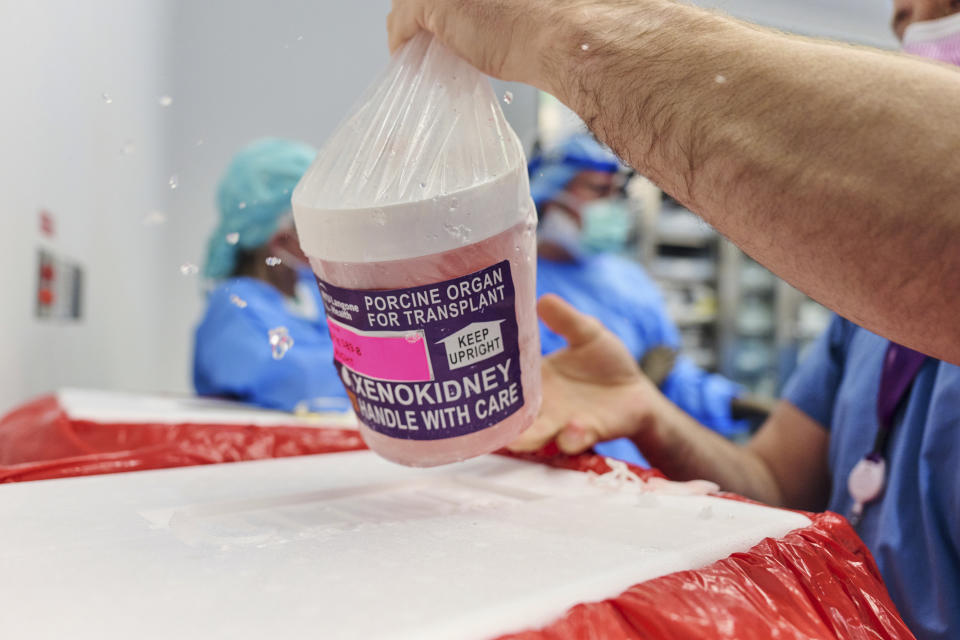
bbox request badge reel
[847,454,886,526]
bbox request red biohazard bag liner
[0,390,364,483]
[0,392,912,639]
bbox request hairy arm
[389,0,960,363]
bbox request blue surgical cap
[528,134,621,208]
[204,138,317,279]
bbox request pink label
[327,318,433,382]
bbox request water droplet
[179,263,198,276]
[168,175,178,189]
[237,201,247,210]
[404,331,421,344]
[120,140,136,155]
[715,74,727,84]
[230,294,247,308]
[442,223,471,244]
[225,232,240,245]
[296,35,304,41]
[372,208,386,226]
[419,182,427,189]
[265,256,282,267]
[580,43,590,51]
[502,90,513,105]
[514,245,521,252]
[142,211,167,226]
[268,326,294,360]
[195,139,205,147]
[158,95,173,107]
[101,92,113,104]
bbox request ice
[503,91,513,105]
[158,95,173,107]
[265,256,282,267]
[268,326,294,359]
[230,295,248,309]
[179,263,199,276]
[225,232,240,245]
[168,175,179,190]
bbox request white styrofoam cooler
[0,451,809,640]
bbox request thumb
[538,294,603,349]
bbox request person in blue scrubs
[193,138,347,412]
[531,135,747,464]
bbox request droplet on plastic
[442,222,471,244]
[715,75,727,84]
[158,95,173,107]
[142,211,167,226]
[404,331,421,344]
[102,92,113,104]
[225,232,240,245]
[265,256,282,267]
[179,263,199,276]
[230,294,247,308]
[580,43,590,51]
[168,175,179,190]
[237,201,247,210]
[503,91,513,105]
[120,140,136,155]
[268,326,294,360]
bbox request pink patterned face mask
[902,12,960,66]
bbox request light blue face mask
[580,199,634,255]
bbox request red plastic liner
[0,394,365,483]
[0,394,914,639]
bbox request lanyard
[847,342,928,526]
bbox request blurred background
[0,0,896,415]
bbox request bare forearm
[539,1,960,363]
[634,393,785,506]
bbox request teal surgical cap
[203,138,317,279]
[528,134,621,208]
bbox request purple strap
[872,342,928,458]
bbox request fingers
[507,414,599,455]
[387,0,425,54]
[537,294,604,349]
[556,418,599,454]
[507,413,564,452]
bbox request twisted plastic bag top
[294,33,525,210]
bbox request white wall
[0,1,174,414]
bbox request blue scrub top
[193,269,347,412]
[536,255,744,465]
[783,315,960,640]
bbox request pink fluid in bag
[312,222,540,467]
